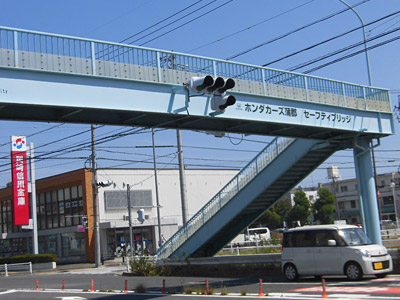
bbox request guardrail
[156,137,294,258]
[0,262,32,276]
[0,26,391,113]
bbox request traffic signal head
[137,208,145,223]
[187,75,214,94]
[206,77,225,93]
[187,76,236,113]
[82,216,88,228]
[211,94,236,112]
[96,180,113,187]
[217,78,235,93]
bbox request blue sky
[0,0,399,189]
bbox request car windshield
[339,228,372,246]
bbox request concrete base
[32,261,56,271]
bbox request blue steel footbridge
[0,26,395,258]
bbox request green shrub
[0,254,56,264]
[220,285,228,295]
[129,257,157,276]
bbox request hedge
[0,254,57,264]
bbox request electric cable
[126,0,217,45]
[263,10,400,67]
[186,0,315,53]
[225,0,370,60]
[302,35,400,74]
[120,0,204,44]
[139,0,234,46]
[288,26,400,72]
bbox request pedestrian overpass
[0,26,395,258]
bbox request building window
[340,185,348,192]
[104,190,153,211]
[383,196,394,205]
[61,232,85,257]
[338,202,345,210]
[39,234,57,255]
[350,200,356,208]
[36,185,83,229]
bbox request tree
[263,210,281,229]
[287,191,310,226]
[313,187,335,224]
[257,197,292,229]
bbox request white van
[246,227,271,241]
[281,224,392,281]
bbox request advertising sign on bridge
[11,136,29,225]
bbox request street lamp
[391,173,398,225]
[338,0,372,86]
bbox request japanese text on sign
[244,103,352,123]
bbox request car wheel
[375,273,387,278]
[345,262,363,280]
[284,263,299,281]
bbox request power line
[186,0,315,53]
[225,0,370,60]
[139,0,234,46]
[123,0,215,44]
[288,26,400,72]
[263,10,400,67]
[302,35,400,74]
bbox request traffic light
[96,180,113,187]
[82,216,88,229]
[187,75,214,94]
[186,76,236,113]
[211,78,236,112]
[137,208,145,223]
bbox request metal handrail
[0,26,391,112]
[0,262,32,276]
[156,137,294,258]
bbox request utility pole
[91,125,101,267]
[152,128,162,247]
[126,183,134,258]
[177,129,189,224]
[28,143,38,254]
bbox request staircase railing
[156,136,295,258]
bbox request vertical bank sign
[11,136,29,225]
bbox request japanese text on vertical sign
[15,155,25,205]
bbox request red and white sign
[11,136,29,225]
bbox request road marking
[0,290,16,295]
[55,297,87,300]
[292,286,400,294]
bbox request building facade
[0,168,238,263]
[321,172,400,225]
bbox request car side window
[293,231,315,247]
[315,230,333,246]
[315,230,345,246]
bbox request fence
[0,262,32,276]
[0,26,391,114]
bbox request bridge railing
[156,136,294,259]
[0,26,391,113]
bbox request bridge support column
[353,138,382,244]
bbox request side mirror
[328,239,337,246]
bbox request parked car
[281,224,392,281]
[246,227,271,241]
